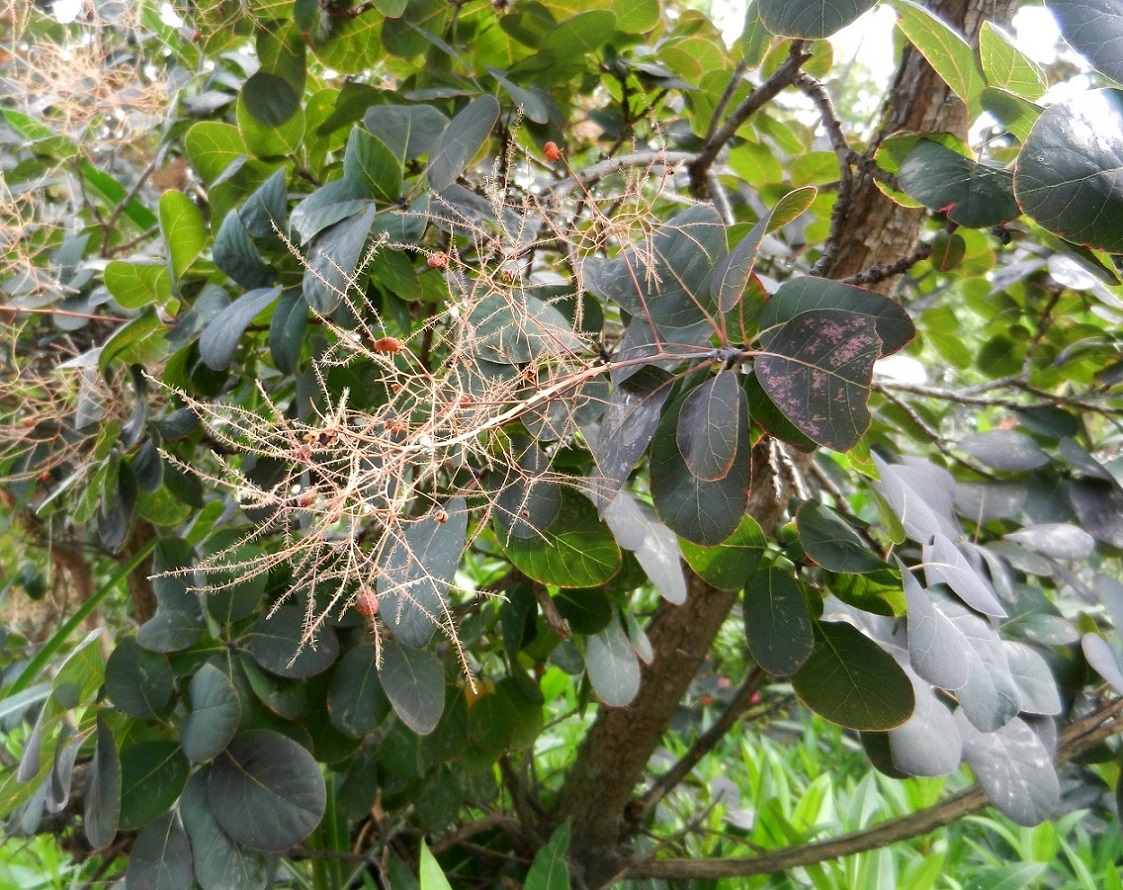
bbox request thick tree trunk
[825,0,1020,282]
[553,3,1018,885]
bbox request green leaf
[744,568,814,675]
[243,24,306,126]
[553,588,613,635]
[328,643,390,737]
[901,566,970,691]
[125,812,193,890]
[213,210,274,289]
[540,10,618,55]
[893,0,985,116]
[239,168,288,240]
[379,639,446,735]
[679,514,766,591]
[759,0,877,38]
[427,95,500,193]
[244,605,340,679]
[710,197,770,314]
[525,819,572,890]
[922,533,1005,617]
[182,663,242,763]
[343,127,402,203]
[268,287,307,374]
[1048,0,1123,84]
[651,386,751,546]
[610,0,659,33]
[588,368,672,500]
[303,206,377,314]
[237,92,306,158]
[500,489,621,587]
[365,104,449,163]
[469,291,581,364]
[760,277,914,356]
[979,87,1041,143]
[119,740,190,831]
[676,370,744,481]
[209,731,326,852]
[199,285,282,371]
[979,22,1046,100]
[1014,89,1123,252]
[791,622,915,730]
[740,2,773,67]
[585,613,640,707]
[755,308,882,451]
[105,636,174,721]
[585,204,726,330]
[897,138,1019,227]
[291,179,373,244]
[378,500,469,648]
[419,840,454,890]
[160,191,207,279]
[184,122,246,185]
[104,261,172,310]
[84,715,121,849]
[795,501,885,573]
[181,769,270,890]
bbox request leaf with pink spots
[755,308,881,452]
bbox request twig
[796,73,853,277]
[703,62,748,146]
[688,41,811,186]
[842,242,933,286]
[431,812,521,855]
[322,0,377,18]
[0,305,127,323]
[627,667,766,828]
[99,157,158,256]
[547,151,696,200]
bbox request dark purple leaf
[756,308,881,451]
[676,371,744,481]
[651,388,750,546]
[760,277,915,356]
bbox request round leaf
[795,501,885,574]
[500,490,621,587]
[585,615,641,707]
[378,639,446,735]
[181,769,270,890]
[758,0,877,38]
[744,568,814,675]
[755,308,881,451]
[791,622,915,731]
[1049,0,1123,83]
[328,643,391,737]
[676,371,744,482]
[182,663,242,763]
[118,741,189,831]
[105,636,175,721]
[244,605,340,679]
[209,731,326,852]
[1014,89,1123,252]
[125,812,193,890]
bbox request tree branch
[627,667,766,828]
[688,41,810,187]
[795,73,854,277]
[622,695,1123,880]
